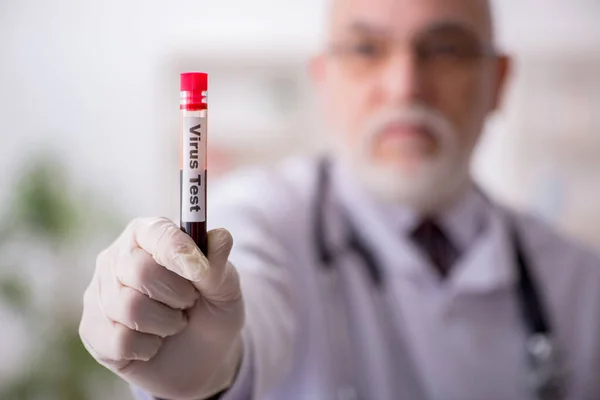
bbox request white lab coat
[133,156,600,400]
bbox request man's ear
[491,54,512,111]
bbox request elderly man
[79,0,600,399]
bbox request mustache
[363,105,454,141]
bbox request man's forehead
[329,0,494,41]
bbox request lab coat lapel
[332,249,430,400]
[316,186,402,400]
[307,190,428,400]
[265,173,347,400]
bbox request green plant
[0,151,128,400]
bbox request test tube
[180,72,208,254]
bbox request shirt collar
[329,158,516,292]
[330,158,486,254]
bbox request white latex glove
[79,217,245,400]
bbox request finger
[100,262,188,337]
[198,261,241,303]
[110,322,163,362]
[130,217,209,281]
[80,273,163,365]
[190,228,238,301]
[206,228,234,270]
[115,248,198,310]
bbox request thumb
[188,228,239,301]
[206,228,234,271]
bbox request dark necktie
[410,218,459,279]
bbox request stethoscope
[312,158,567,400]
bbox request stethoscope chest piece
[524,334,567,400]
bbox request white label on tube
[181,115,206,223]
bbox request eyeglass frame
[324,22,501,78]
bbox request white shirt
[331,158,487,265]
[132,156,600,400]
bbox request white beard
[334,105,471,212]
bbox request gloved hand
[79,217,245,400]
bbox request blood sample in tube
[179,72,208,254]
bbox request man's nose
[378,52,423,104]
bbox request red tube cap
[180,72,208,110]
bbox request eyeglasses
[327,33,498,79]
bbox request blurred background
[0,0,599,398]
